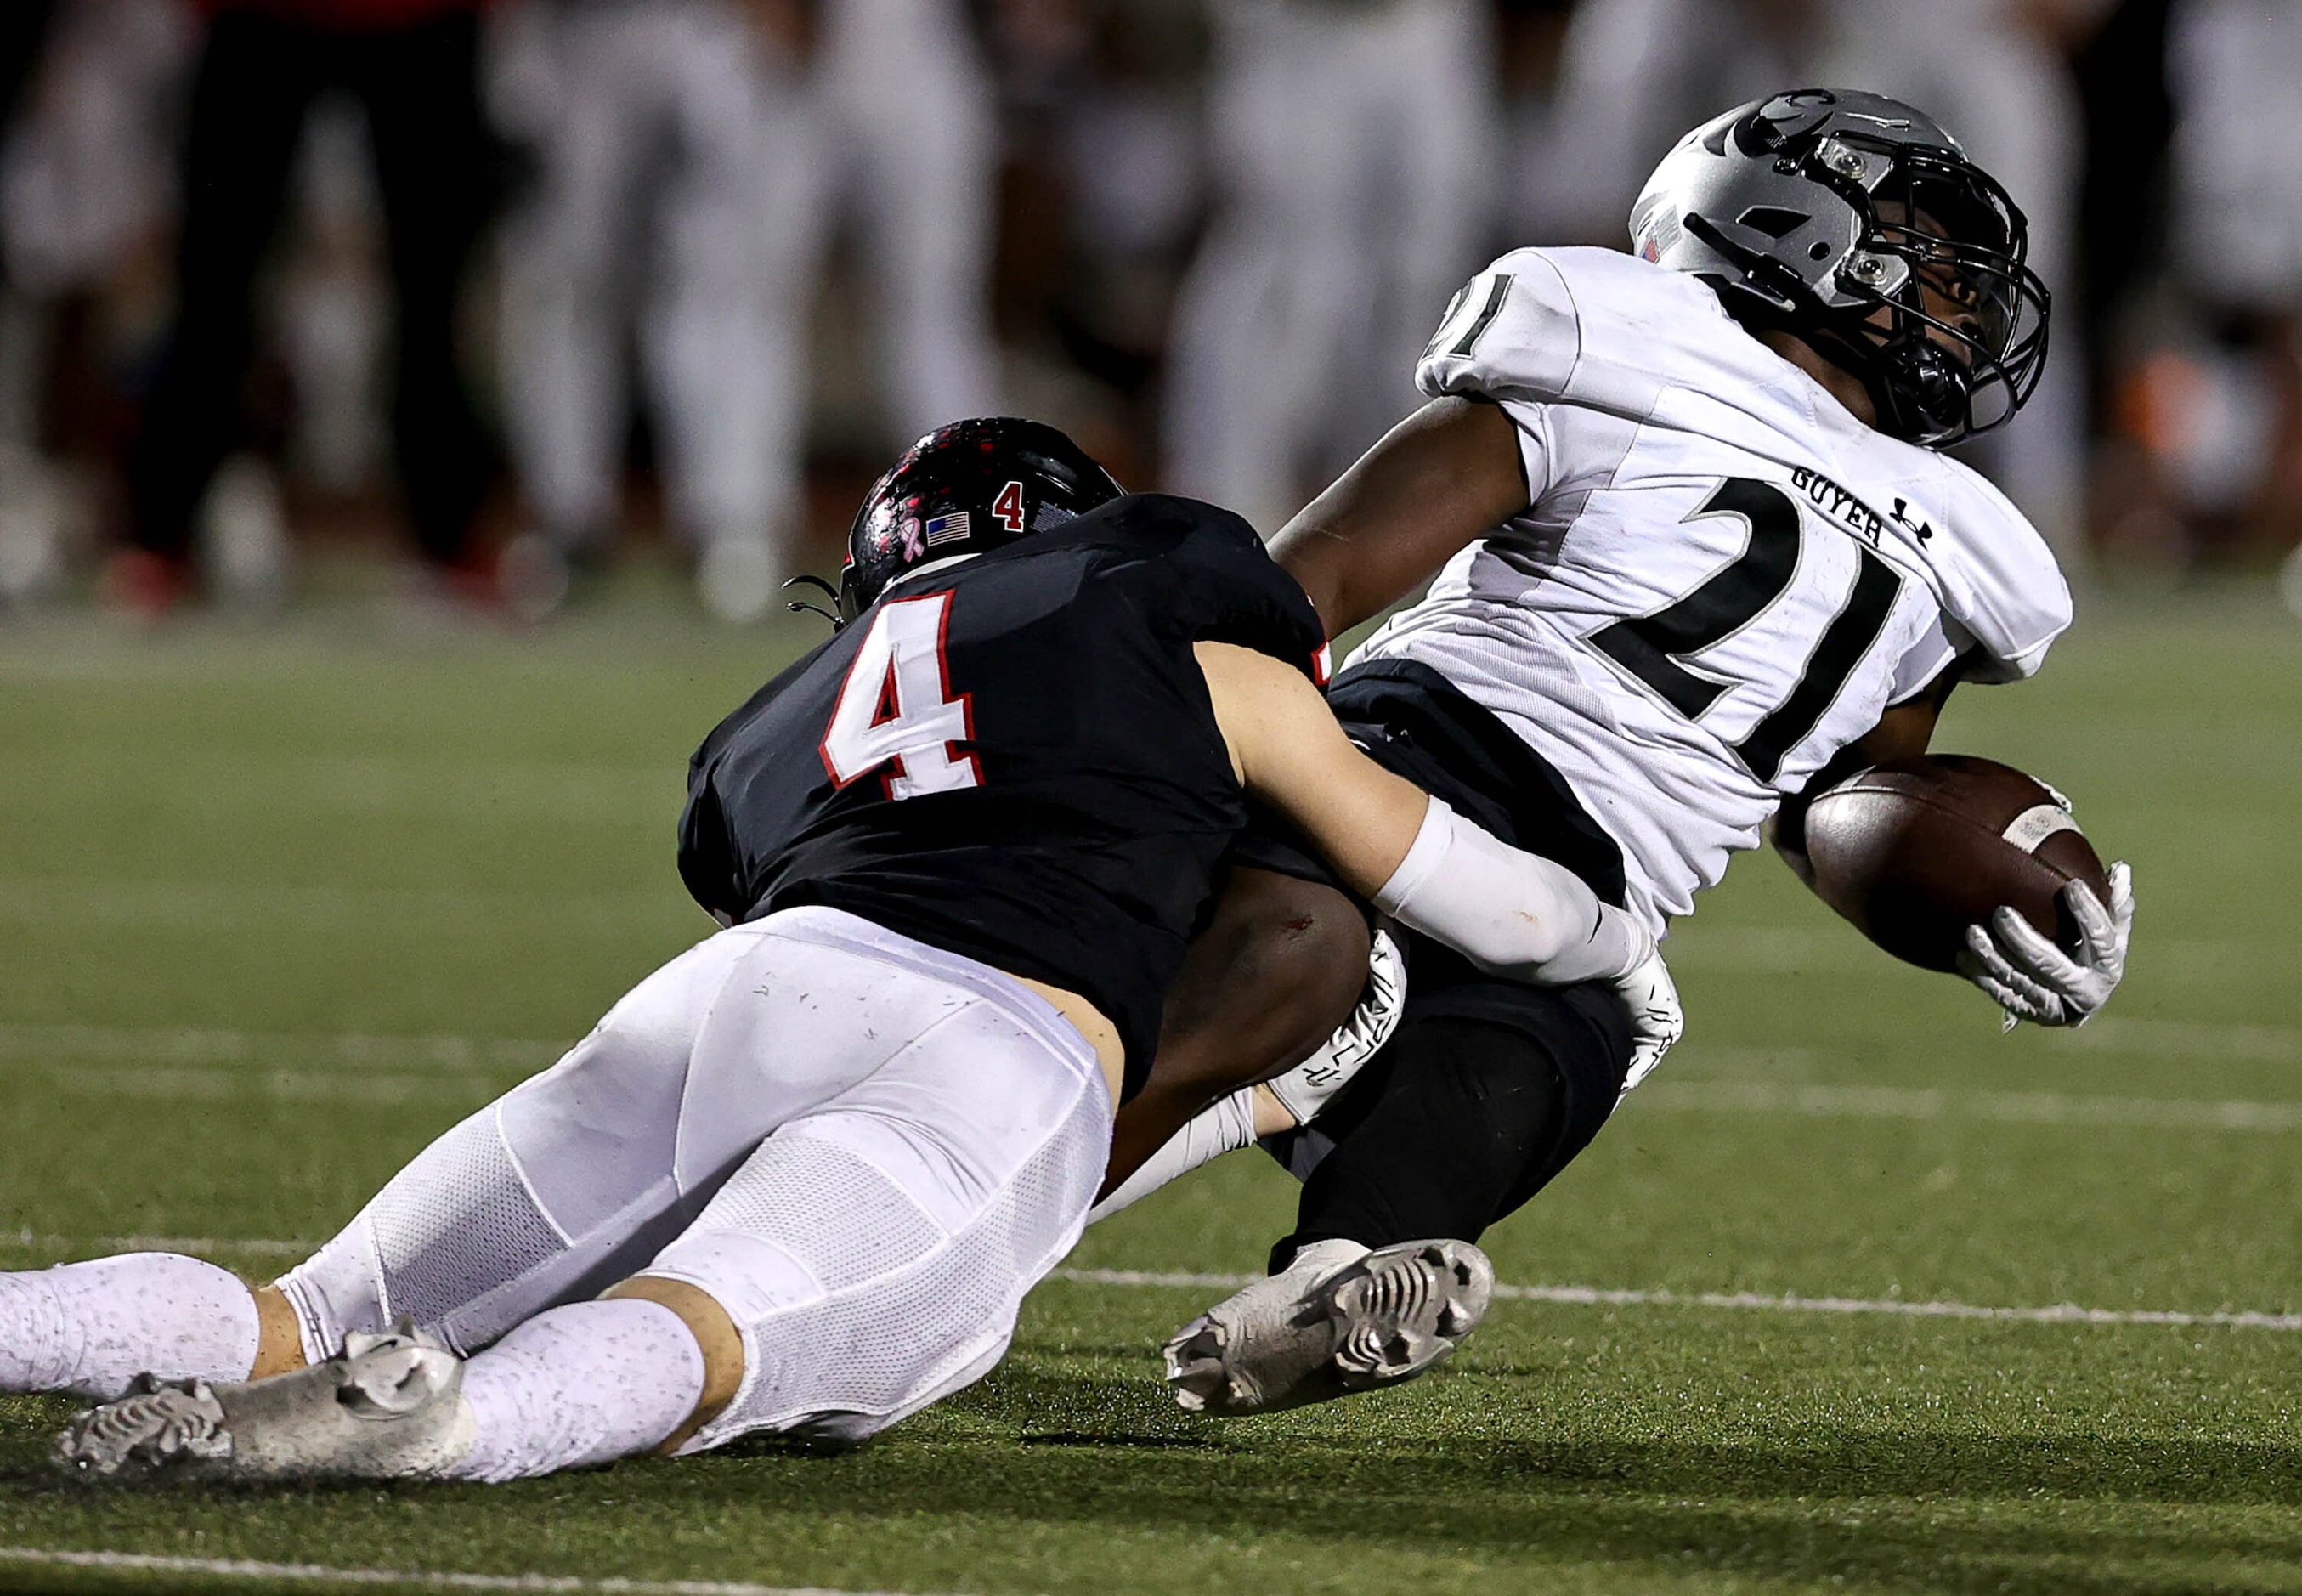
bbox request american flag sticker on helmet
[924,511,970,546]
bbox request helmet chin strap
[783,574,844,630]
[1871,333,1974,444]
[1793,314,1972,447]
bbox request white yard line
[0,1022,565,1072]
[42,1067,508,1106]
[1662,929,2302,991]
[6,1230,314,1258]
[19,1041,2302,1130]
[6,1233,2290,1330]
[1639,1078,2302,1130]
[1047,1268,2302,1331]
[0,879,686,932]
[9,1014,2298,1083]
[2056,1015,2302,1065]
[0,1548,916,1595]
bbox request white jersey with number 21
[1353,246,2073,936]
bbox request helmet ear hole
[1736,206,1811,239]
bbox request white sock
[0,1253,260,1398]
[451,1299,705,1482]
[1087,1087,1261,1223]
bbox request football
[1800,755,2113,973]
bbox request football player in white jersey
[1108,89,2136,1417]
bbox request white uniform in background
[494,0,998,619]
[1162,0,1497,534]
[0,0,193,601]
[788,0,1000,444]
[2166,0,2302,312]
[1538,0,1817,246]
[494,0,812,618]
[1355,247,2072,932]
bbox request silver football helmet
[1631,88,2050,448]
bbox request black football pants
[127,10,496,566]
[1264,950,1632,1273]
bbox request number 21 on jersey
[819,594,982,800]
[1588,477,1903,784]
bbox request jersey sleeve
[1415,250,1585,504]
[1928,466,2073,684]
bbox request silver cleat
[57,1325,472,1482]
[1163,1237,1494,1415]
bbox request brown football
[1800,754,2113,973]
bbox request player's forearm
[1201,642,1641,982]
[1372,798,1654,986]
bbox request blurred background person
[1820,0,2113,557]
[2098,0,2302,580]
[1162,0,1498,535]
[978,0,1211,486]
[1536,0,1829,244]
[1489,0,1582,256]
[493,0,998,621]
[490,0,817,624]
[0,0,191,606]
[106,0,499,617]
[788,0,1001,470]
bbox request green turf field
[0,580,2297,1595]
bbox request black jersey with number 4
[679,494,1328,1096]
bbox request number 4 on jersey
[820,594,982,800]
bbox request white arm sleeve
[1372,798,1655,986]
[1084,1086,1260,1225]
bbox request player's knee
[599,1275,744,1452]
[1218,870,1371,1069]
[1153,869,1368,1101]
[1271,891,1377,1056]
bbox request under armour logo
[1892,498,1936,543]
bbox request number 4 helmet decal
[992,480,1027,534]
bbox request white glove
[1956,862,2133,1029]
[1611,946,1684,1095]
[1264,929,1406,1126]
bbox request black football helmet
[1630,88,2050,448]
[836,417,1125,623]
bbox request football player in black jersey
[40,419,1677,1484]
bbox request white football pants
[278,906,1111,1448]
